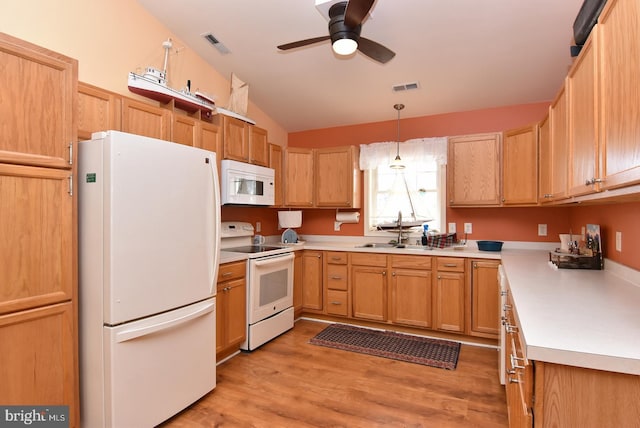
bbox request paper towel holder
[334,209,360,231]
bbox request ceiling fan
[277,0,395,64]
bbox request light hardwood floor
[161,319,508,428]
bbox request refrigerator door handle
[115,301,215,343]
[209,154,221,295]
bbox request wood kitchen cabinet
[547,84,569,202]
[249,126,269,166]
[538,115,552,202]
[350,253,388,322]
[284,147,315,207]
[469,259,500,339]
[389,255,433,328]
[216,261,246,360]
[171,113,199,147]
[0,32,79,427]
[216,114,250,163]
[567,30,599,197]
[77,82,121,141]
[302,250,323,311]
[324,252,349,317]
[121,97,171,141]
[434,257,465,333]
[448,133,501,206]
[195,121,222,179]
[315,146,361,208]
[269,143,283,207]
[502,125,538,205]
[597,0,640,190]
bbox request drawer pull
[510,354,525,369]
[330,276,343,280]
[508,376,520,384]
[443,263,458,267]
[506,324,518,334]
[221,272,233,277]
[331,257,343,261]
[330,301,342,305]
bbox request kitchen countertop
[218,236,640,375]
[501,249,640,376]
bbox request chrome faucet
[397,211,402,244]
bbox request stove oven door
[247,252,294,324]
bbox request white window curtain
[359,137,448,170]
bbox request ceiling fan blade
[357,37,395,63]
[277,36,331,51]
[344,0,375,27]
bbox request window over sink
[360,138,447,239]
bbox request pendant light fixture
[389,103,406,169]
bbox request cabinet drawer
[350,252,387,267]
[326,251,348,264]
[326,265,348,290]
[391,255,432,270]
[436,257,465,272]
[326,290,348,316]
[217,261,246,282]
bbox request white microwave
[221,159,275,206]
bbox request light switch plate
[616,231,622,252]
[256,221,261,233]
[464,223,472,234]
[448,223,456,234]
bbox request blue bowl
[477,240,504,252]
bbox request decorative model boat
[128,39,214,116]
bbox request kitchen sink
[355,243,397,248]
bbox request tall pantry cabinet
[0,33,79,427]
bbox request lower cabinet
[216,261,246,360]
[325,252,349,317]
[434,257,465,333]
[302,251,323,311]
[389,255,433,328]
[470,259,501,338]
[351,253,388,321]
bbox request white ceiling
[136,0,584,132]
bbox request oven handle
[253,252,295,266]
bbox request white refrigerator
[78,131,221,428]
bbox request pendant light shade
[390,103,405,169]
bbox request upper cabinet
[315,146,361,208]
[448,133,501,206]
[284,147,314,207]
[284,145,362,208]
[216,114,250,163]
[78,82,121,141]
[121,97,171,141]
[0,32,77,169]
[502,124,539,205]
[597,0,640,190]
[538,114,552,201]
[249,126,269,166]
[568,29,599,197]
[548,84,569,202]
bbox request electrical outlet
[334,221,341,231]
[616,231,622,252]
[538,224,547,236]
[448,223,456,234]
[256,221,261,233]
[464,223,472,234]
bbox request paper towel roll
[335,211,360,224]
[278,211,302,228]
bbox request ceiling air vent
[203,33,230,54]
[392,81,420,92]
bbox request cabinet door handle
[382,271,387,276]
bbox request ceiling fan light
[332,38,358,56]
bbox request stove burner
[223,245,287,254]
